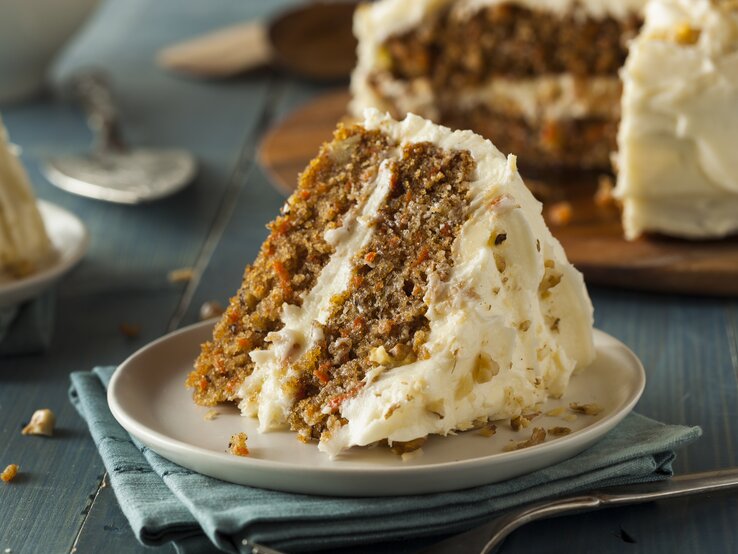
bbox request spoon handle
[74,72,127,152]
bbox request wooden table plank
[0,2,287,551]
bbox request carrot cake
[188,110,595,456]
[615,0,738,240]
[0,115,53,279]
[350,0,646,170]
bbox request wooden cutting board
[259,90,738,296]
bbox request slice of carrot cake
[351,0,646,170]
[615,0,738,240]
[188,110,595,456]
[0,115,53,279]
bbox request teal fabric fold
[70,367,702,554]
[0,292,55,356]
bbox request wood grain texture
[0,1,292,551]
[258,89,738,297]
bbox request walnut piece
[478,423,497,437]
[168,267,195,283]
[22,409,55,437]
[1,464,19,483]
[548,426,572,437]
[569,402,603,416]
[390,437,426,455]
[504,428,547,452]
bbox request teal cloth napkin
[0,292,55,356]
[69,366,702,554]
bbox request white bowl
[0,0,98,104]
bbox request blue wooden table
[1,1,736,552]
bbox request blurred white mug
[0,0,99,104]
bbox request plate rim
[108,320,646,478]
[0,200,89,306]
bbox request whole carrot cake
[350,0,646,170]
[615,0,738,240]
[0,115,53,279]
[188,111,595,456]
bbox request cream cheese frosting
[360,73,622,125]
[0,115,52,278]
[239,110,596,457]
[615,0,738,239]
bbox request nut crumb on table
[168,267,195,284]
[1,464,19,483]
[228,433,249,456]
[21,409,55,436]
[119,323,142,339]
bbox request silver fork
[418,468,738,554]
[244,468,738,554]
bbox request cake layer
[378,4,640,85]
[232,111,595,456]
[615,0,738,239]
[0,115,52,278]
[442,108,617,169]
[352,0,644,170]
[189,126,395,404]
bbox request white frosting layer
[239,110,595,457]
[615,0,738,239]
[0,115,52,277]
[239,159,396,429]
[357,73,622,124]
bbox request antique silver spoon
[43,73,197,204]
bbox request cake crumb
[504,428,547,452]
[478,423,497,437]
[569,402,603,416]
[594,176,617,209]
[548,201,573,226]
[203,410,219,421]
[228,433,249,456]
[119,323,141,339]
[199,301,225,321]
[545,407,566,417]
[1,464,19,483]
[21,409,55,436]
[168,267,195,284]
[548,426,572,437]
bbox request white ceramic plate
[0,200,88,307]
[109,321,645,497]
